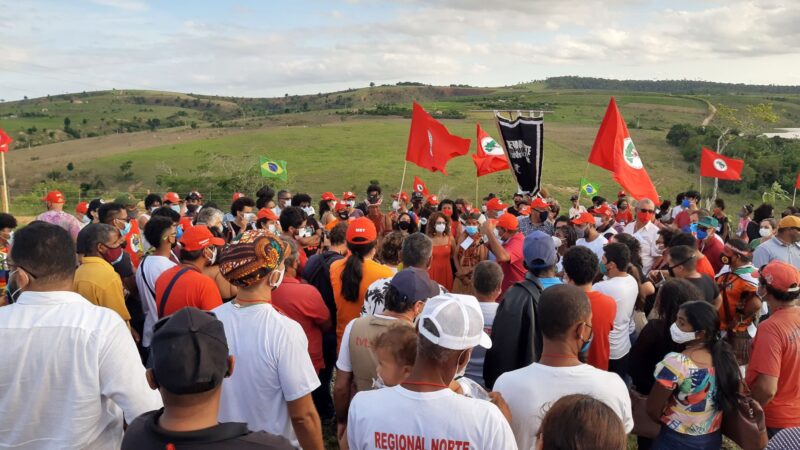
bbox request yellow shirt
[74,256,131,324]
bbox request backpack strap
[139,255,157,299]
[158,266,193,318]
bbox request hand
[130,327,141,343]
[489,391,513,424]
[481,219,495,236]
[337,423,349,450]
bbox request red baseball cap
[42,191,65,204]
[163,192,180,204]
[571,212,595,226]
[496,213,519,231]
[75,201,89,214]
[257,208,278,221]
[232,192,244,202]
[760,261,800,293]
[618,190,627,198]
[530,197,550,210]
[335,200,349,212]
[427,195,439,206]
[342,191,356,200]
[593,204,613,217]
[322,192,337,201]
[486,198,506,212]
[180,225,224,251]
[518,205,531,216]
[392,192,410,203]
[346,217,377,244]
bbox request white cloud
[89,0,149,12]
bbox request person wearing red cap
[518,197,555,236]
[329,217,394,348]
[162,192,182,215]
[592,204,619,238]
[483,212,526,296]
[256,207,280,233]
[615,198,633,225]
[484,197,507,220]
[573,212,607,261]
[319,192,338,227]
[747,260,800,435]
[154,225,224,318]
[36,190,82,240]
[387,192,411,231]
[75,201,91,229]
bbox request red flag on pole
[0,128,13,153]
[700,147,743,180]
[472,123,510,177]
[795,172,800,189]
[588,97,660,203]
[412,176,429,196]
[405,102,471,175]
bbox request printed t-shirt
[330,256,394,347]
[586,290,617,371]
[154,265,222,318]
[654,352,721,435]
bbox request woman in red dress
[426,211,457,291]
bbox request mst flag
[495,114,544,196]
[700,147,743,180]
[0,128,12,153]
[259,157,287,181]
[796,172,800,189]
[472,123,510,177]
[406,102,471,175]
[588,97,659,203]
[580,178,600,197]
[413,175,429,196]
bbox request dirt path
[702,101,717,126]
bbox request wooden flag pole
[793,186,797,207]
[397,161,408,199]
[1,152,8,213]
[475,177,480,207]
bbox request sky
[1,0,798,101]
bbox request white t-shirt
[494,363,633,450]
[213,302,321,448]
[576,234,608,261]
[569,205,586,218]
[465,302,498,387]
[135,255,176,347]
[336,314,397,372]
[623,221,661,275]
[347,385,517,450]
[593,274,639,360]
[671,204,684,219]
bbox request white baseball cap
[417,293,492,350]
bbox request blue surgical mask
[681,199,690,208]
[599,262,607,275]
[176,225,184,240]
[121,220,132,236]
[580,337,592,354]
[465,225,479,236]
[690,223,698,234]
[696,229,708,240]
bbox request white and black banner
[495,114,544,196]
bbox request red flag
[0,128,12,153]
[588,97,660,203]
[700,147,743,180]
[405,102,470,175]
[472,123,510,177]
[413,176,429,196]
[796,172,800,189]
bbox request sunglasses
[639,209,655,214]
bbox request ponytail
[711,337,741,414]
[341,241,376,302]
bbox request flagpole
[475,177,479,207]
[577,162,590,205]
[1,152,8,213]
[793,186,797,207]
[398,161,408,199]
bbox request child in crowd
[372,324,417,388]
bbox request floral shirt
[35,210,82,240]
[654,352,721,435]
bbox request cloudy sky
[1,0,798,100]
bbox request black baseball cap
[150,307,229,395]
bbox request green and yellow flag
[580,178,600,197]
[260,156,287,181]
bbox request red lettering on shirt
[431,438,470,450]
[373,432,426,449]
[355,336,372,348]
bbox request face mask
[760,228,772,238]
[575,226,586,239]
[302,206,316,217]
[101,244,125,265]
[465,225,478,236]
[170,204,181,214]
[434,223,446,234]
[270,267,286,289]
[419,217,428,227]
[480,205,488,213]
[267,224,277,234]
[670,322,697,344]
[493,228,501,239]
[681,199,690,208]
[599,262,607,275]
[347,200,355,207]
[552,235,563,249]
[391,200,400,211]
[328,201,337,210]
[696,229,708,240]
[243,212,256,223]
[207,247,218,264]
[689,223,698,234]
[186,204,199,213]
[398,221,411,231]
[296,228,310,239]
[121,220,132,236]
[539,211,550,222]
[454,349,469,380]
[594,217,603,228]
[176,225,184,240]
[580,327,593,354]
[637,211,653,223]
[81,215,91,225]
[150,206,159,213]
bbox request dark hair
[657,279,702,341]
[291,193,312,207]
[378,231,404,266]
[279,206,307,232]
[373,324,417,367]
[438,199,458,222]
[680,301,740,413]
[151,206,180,224]
[603,243,630,272]
[538,394,627,450]
[472,261,503,295]
[753,203,774,223]
[230,197,255,216]
[11,222,77,283]
[341,241,377,302]
[144,193,162,210]
[563,246,599,285]
[538,285,590,340]
[256,186,274,209]
[658,228,676,248]
[319,198,333,215]
[554,216,578,248]
[685,190,700,200]
[0,213,17,230]
[366,184,381,196]
[613,233,643,274]
[401,233,433,268]
[76,223,120,256]
[675,192,685,203]
[727,238,751,263]
[714,198,726,210]
[97,202,125,224]
[425,211,450,236]
[592,196,606,206]
[659,200,672,211]
[180,248,205,263]
[394,212,418,234]
[668,245,697,271]
[668,232,696,248]
[144,216,175,248]
[616,198,628,208]
[329,221,348,246]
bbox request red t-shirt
[745,307,800,429]
[701,237,725,275]
[586,290,617,371]
[499,232,526,297]
[674,210,693,230]
[696,254,716,279]
[154,265,223,318]
[271,277,330,372]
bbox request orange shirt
[696,254,716,279]
[716,269,759,332]
[154,265,223,318]
[586,290,617,371]
[330,256,394,348]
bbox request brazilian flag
[260,157,287,181]
[580,178,600,197]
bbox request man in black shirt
[122,307,293,450]
[666,245,722,308]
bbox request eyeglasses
[639,209,655,214]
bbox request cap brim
[210,237,225,247]
[479,331,492,349]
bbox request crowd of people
[0,184,798,450]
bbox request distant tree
[190,121,197,129]
[146,118,161,131]
[369,82,375,87]
[63,117,71,130]
[82,118,88,125]
[119,160,134,180]
[67,162,74,171]
[23,95,28,100]
[47,170,62,181]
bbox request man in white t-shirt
[623,198,661,275]
[593,242,639,379]
[213,230,323,450]
[347,293,517,450]
[573,212,608,261]
[568,194,586,219]
[465,261,502,388]
[136,216,178,348]
[493,284,633,450]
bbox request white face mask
[302,206,316,217]
[419,217,428,226]
[594,217,603,227]
[760,227,772,238]
[81,215,91,224]
[296,227,310,238]
[552,235,563,248]
[267,224,277,234]
[243,212,256,223]
[434,223,446,234]
[391,200,400,211]
[670,322,697,344]
[170,204,181,214]
[207,247,218,264]
[347,200,355,207]
[271,267,286,289]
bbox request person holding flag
[569,194,586,218]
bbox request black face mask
[368,195,379,204]
[186,204,199,213]
[398,221,411,231]
[338,212,349,220]
[539,211,550,222]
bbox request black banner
[495,114,544,196]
